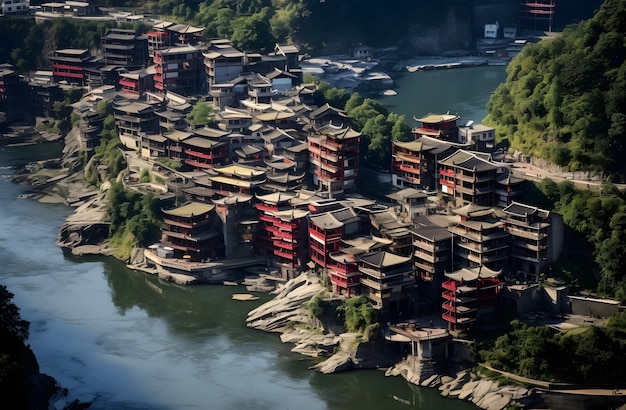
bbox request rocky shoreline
[246,273,542,410]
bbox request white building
[1,0,30,15]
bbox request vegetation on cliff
[484,0,626,179]
[478,313,626,385]
[305,293,379,341]
[518,177,626,301]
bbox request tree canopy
[484,0,626,179]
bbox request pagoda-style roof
[113,101,153,114]
[495,172,524,186]
[415,113,460,124]
[393,139,425,152]
[285,142,308,153]
[451,203,494,218]
[163,130,192,141]
[409,216,451,241]
[315,123,361,139]
[192,126,230,139]
[264,158,296,171]
[167,24,205,35]
[370,209,412,230]
[331,207,361,225]
[213,164,265,178]
[502,201,550,219]
[266,172,305,183]
[156,45,198,56]
[255,110,297,122]
[211,194,253,205]
[444,265,501,282]
[309,212,343,229]
[265,68,298,80]
[182,136,225,149]
[272,208,309,220]
[308,103,349,120]
[439,150,498,172]
[236,145,263,157]
[255,191,296,204]
[359,250,412,268]
[421,136,468,154]
[342,236,392,251]
[161,201,215,217]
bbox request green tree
[186,101,215,127]
[230,8,276,53]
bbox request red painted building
[255,192,309,277]
[413,113,460,141]
[49,49,97,86]
[308,123,360,195]
[442,265,501,333]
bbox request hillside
[484,0,626,180]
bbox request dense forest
[484,0,626,179]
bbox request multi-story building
[119,71,152,96]
[202,40,245,94]
[208,164,266,197]
[160,201,221,261]
[438,149,507,207]
[327,236,390,297]
[154,45,204,96]
[501,201,558,281]
[448,203,509,271]
[181,127,230,171]
[255,192,309,278]
[358,250,416,319]
[327,250,361,297]
[49,48,98,86]
[413,113,460,142]
[391,136,463,191]
[442,265,501,333]
[308,123,360,195]
[457,123,495,152]
[369,209,414,257]
[101,28,148,69]
[308,207,360,269]
[386,188,429,221]
[1,0,30,15]
[112,100,159,151]
[409,215,453,283]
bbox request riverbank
[245,273,548,410]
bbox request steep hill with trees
[484,0,626,180]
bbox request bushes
[479,315,626,384]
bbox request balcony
[506,225,547,240]
[439,168,455,177]
[255,203,279,213]
[397,164,420,174]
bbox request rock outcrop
[247,273,403,373]
[406,369,538,410]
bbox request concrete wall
[568,295,621,318]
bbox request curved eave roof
[445,266,501,282]
[162,202,215,217]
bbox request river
[0,66,504,410]
[373,65,508,126]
